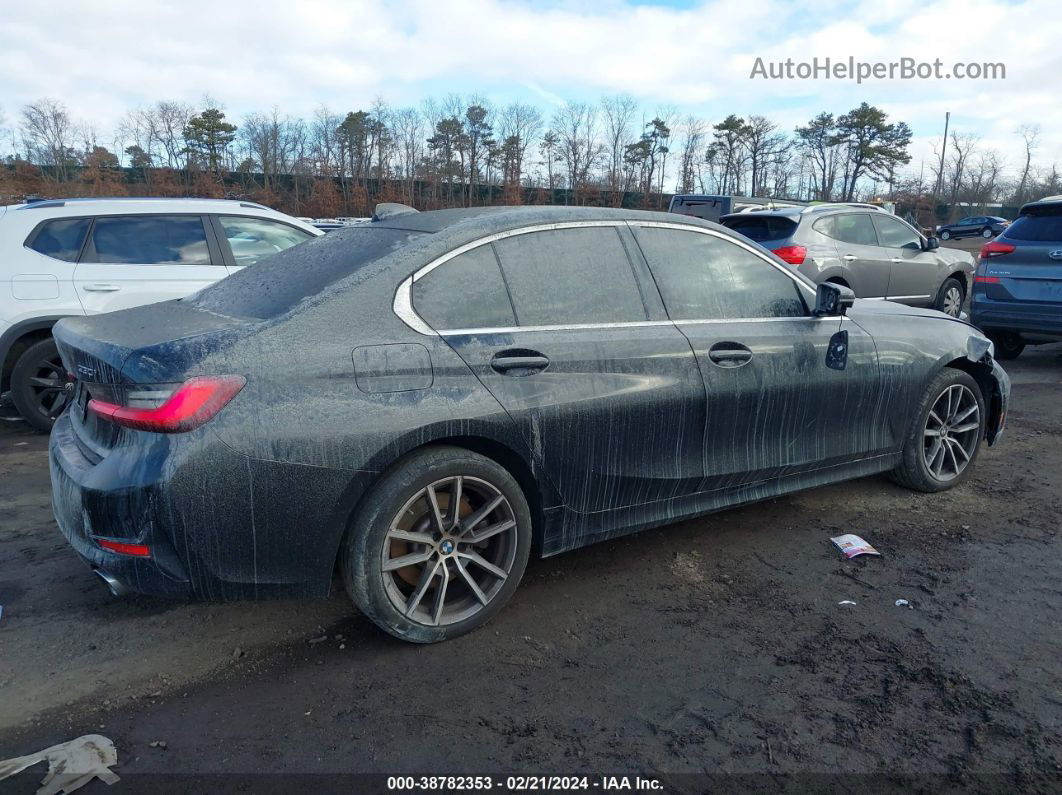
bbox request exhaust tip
[94,569,129,597]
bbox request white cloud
[0,0,1058,177]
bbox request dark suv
[971,196,1062,358]
[721,204,975,317]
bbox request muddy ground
[1,344,1060,793]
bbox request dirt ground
[1,343,1060,793]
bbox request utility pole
[934,111,950,200]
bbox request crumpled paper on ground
[0,734,119,794]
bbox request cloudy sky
[1,0,1059,179]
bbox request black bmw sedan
[49,205,1010,642]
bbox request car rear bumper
[49,411,372,600]
[971,297,1062,339]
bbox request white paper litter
[895,599,911,608]
[0,734,119,795]
[838,600,857,606]
[830,534,880,559]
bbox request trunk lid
[54,300,246,456]
[984,206,1062,305]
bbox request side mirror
[814,282,855,317]
[923,236,940,251]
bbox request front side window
[218,216,315,266]
[634,227,806,320]
[91,216,211,265]
[27,218,90,262]
[413,245,516,330]
[824,213,878,247]
[873,215,921,249]
[492,227,647,326]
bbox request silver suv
[720,204,975,317]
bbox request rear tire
[341,446,532,643]
[891,369,985,493]
[933,277,965,317]
[10,337,68,433]
[987,331,1025,360]
[981,227,993,239]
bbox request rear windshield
[720,215,798,242]
[185,226,424,319]
[1006,207,1062,242]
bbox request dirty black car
[49,205,1010,643]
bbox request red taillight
[975,275,1001,284]
[89,375,246,433]
[980,241,1015,259]
[771,245,807,265]
[96,539,151,557]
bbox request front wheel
[934,277,965,317]
[940,229,951,240]
[891,369,985,493]
[10,337,69,432]
[341,446,532,643]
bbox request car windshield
[720,215,798,242]
[1005,208,1062,242]
[185,225,424,319]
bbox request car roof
[2,197,321,235]
[371,204,732,236]
[1019,196,1062,214]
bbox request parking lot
[1,338,1060,788]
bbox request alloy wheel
[941,285,963,317]
[922,384,980,481]
[381,476,518,627]
[23,353,70,422]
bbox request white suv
[0,197,321,430]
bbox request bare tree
[742,115,786,197]
[554,102,601,202]
[601,95,638,195]
[676,116,706,194]
[498,102,542,187]
[20,98,76,181]
[1013,123,1040,206]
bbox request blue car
[971,196,1062,359]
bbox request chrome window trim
[392,219,819,337]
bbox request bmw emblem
[440,540,455,555]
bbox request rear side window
[413,246,516,330]
[720,215,798,242]
[634,227,806,320]
[27,218,90,262]
[492,227,647,326]
[1006,209,1062,242]
[816,213,878,246]
[218,216,315,266]
[91,216,211,265]
[186,226,424,320]
[872,215,921,249]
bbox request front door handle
[842,254,857,262]
[83,284,121,292]
[707,342,753,368]
[490,351,550,376]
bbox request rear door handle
[890,257,902,264]
[490,352,550,376]
[707,342,753,368]
[83,284,121,292]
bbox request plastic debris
[837,600,857,606]
[830,534,880,559]
[0,734,119,794]
[0,605,4,624]
[895,599,912,608]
